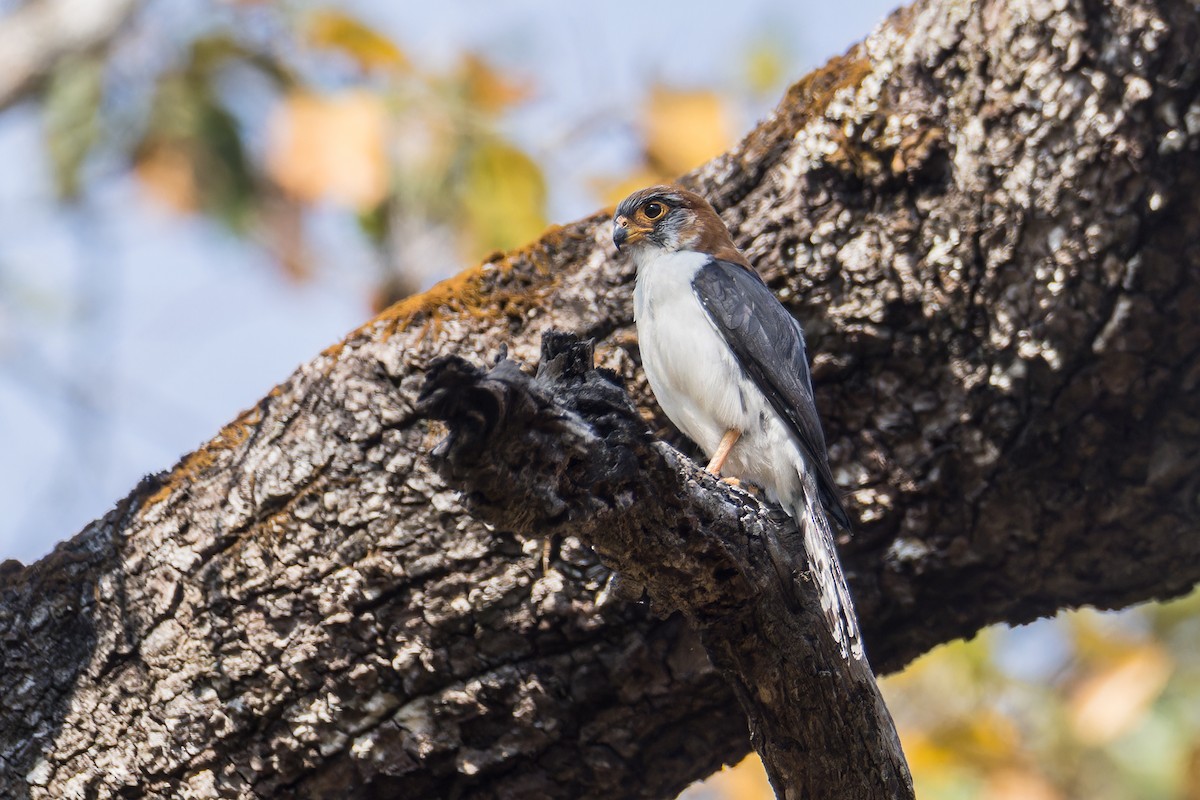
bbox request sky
[0,0,901,563]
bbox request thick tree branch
[418,332,913,798]
[2,0,1199,797]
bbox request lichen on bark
[2,0,1199,797]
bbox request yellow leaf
[304,9,408,72]
[894,729,960,777]
[591,168,667,208]
[266,90,389,209]
[963,710,1021,764]
[1068,609,1142,661]
[462,139,545,255]
[744,40,787,95]
[1185,743,1200,800]
[644,86,734,176]
[1068,645,1172,745]
[900,710,1020,779]
[135,144,198,213]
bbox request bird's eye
[643,202,665,220]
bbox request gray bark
[3,0,1199,797]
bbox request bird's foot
[705,429,742,475]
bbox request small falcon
[613,185,862,659]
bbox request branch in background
[0,0,137,111]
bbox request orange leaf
[644,86,734,176]
[459,54,530,114]
[684,754,774,800]
[1068,645,1172,745]
[266,90,389,209]
[135,144,198,213]
[982,768,1062,800]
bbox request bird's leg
[706,429,741,476]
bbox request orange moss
[144,402,263,508]
[373,260,499,338]
[770,47,944,184]
[356,219,599,343]
[783,50,874,126]
[734,48,874,171]
[142,218,602,515]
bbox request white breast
[633,247,859,662]
[633,250,807,508]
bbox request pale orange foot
[705,429,741,476]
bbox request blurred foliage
[135,35,288,230]
[596,84,735,206]
[29,1,757,301]
[44,55,105,199]
[303,8,409,72]
[34,4,556,302]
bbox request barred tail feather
[794,480,864,663]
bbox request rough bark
[2,0,1199,798]
[417,332,912,799]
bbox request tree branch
[418,331,913,798]
[2,0,1199,797]
[0,0,138,110]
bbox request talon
[705,429,741,475]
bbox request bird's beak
[613,217,629,250]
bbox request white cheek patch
[655,210,698,251]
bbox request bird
[613,184,862,660]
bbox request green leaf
[134,30,298,232]
[43,56,105,200]
[357,200,391,246]
[462,138,546,255]
[138,67,258,231]
[188,34,296,88]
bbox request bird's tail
[793,480,864,663]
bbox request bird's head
[612,185,748,266]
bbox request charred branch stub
[417,334,651,539]
[418,331,913,800]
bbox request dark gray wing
[692,259,851,530]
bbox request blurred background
[0,0,1195,797]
